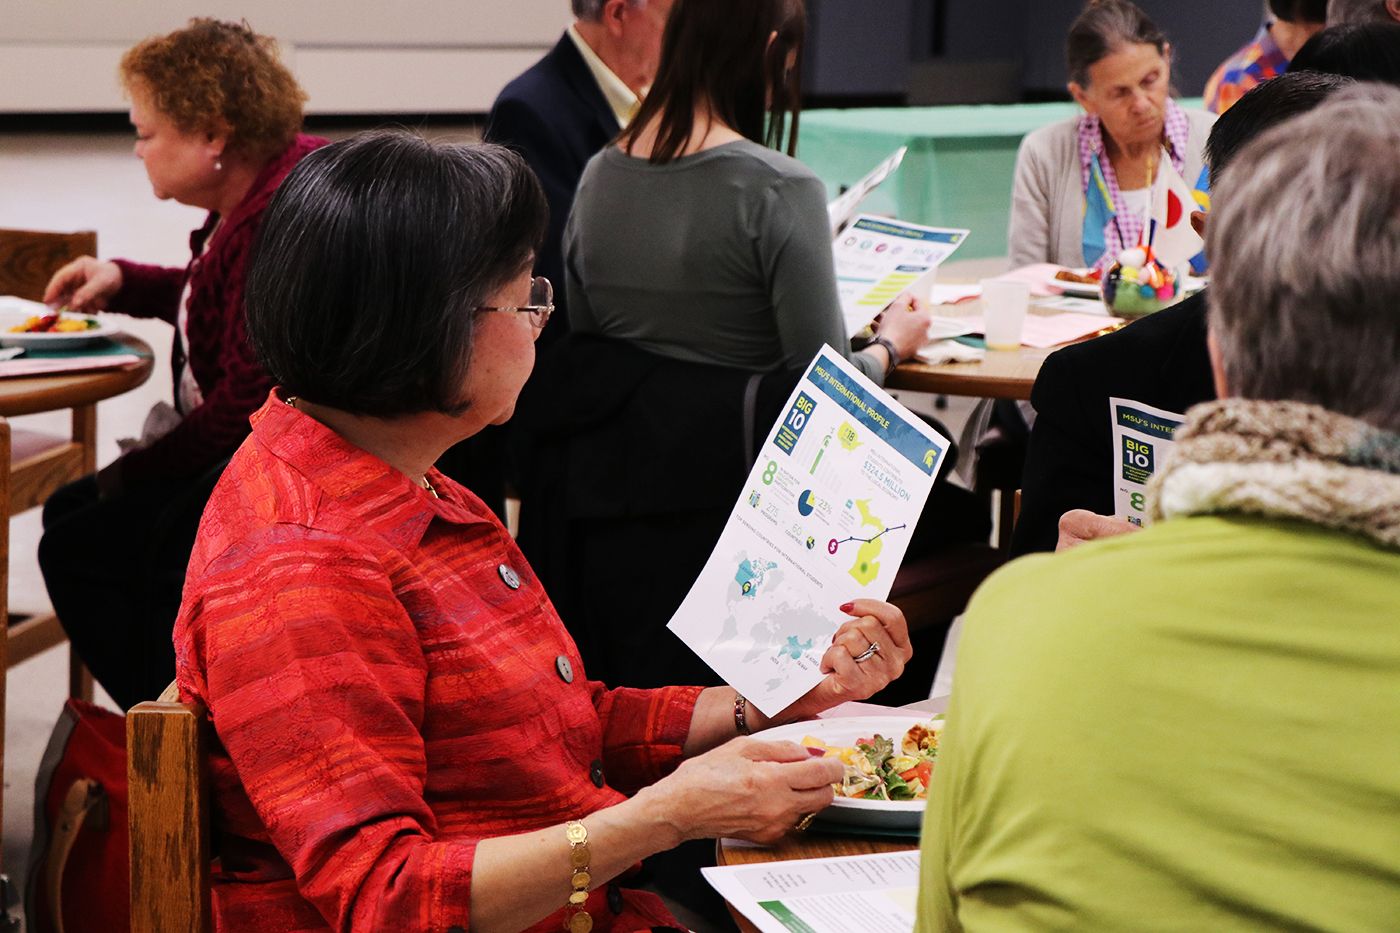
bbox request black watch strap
[869,335,900,376]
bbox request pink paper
[1003,262,1069,297]
[1018,312,1121,348]
[0,355,144,379]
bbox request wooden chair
[0,227,102,700]
[127,683,211,933]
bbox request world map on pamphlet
[709,553,834,693]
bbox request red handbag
[25,699,130,933]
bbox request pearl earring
[214,159,223,171]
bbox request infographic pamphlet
[1110,397,1184,526]
[834,215,969,337]
[702,851,921,933]
[827,146,907,236]
[668,349,949,715]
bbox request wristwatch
[869,336,900,376]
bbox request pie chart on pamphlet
[797,490,817,517]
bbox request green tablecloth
[797,99,1206,260]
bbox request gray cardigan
[1007,108,1216,269]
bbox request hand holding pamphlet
[834,216,969,337]
[667,348,950,715]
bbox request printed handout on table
[668,348,949,716]
[702,851,921,933]
[834,215,969,337]
[1110,397,1184,525]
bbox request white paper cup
[980,278,1031,350]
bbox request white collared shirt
[567,23,641,128]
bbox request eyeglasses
[476,276,554,329]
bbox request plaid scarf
[1078,98,1193,271]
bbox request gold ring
[795,812,817,832]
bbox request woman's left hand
[776,599,912,722]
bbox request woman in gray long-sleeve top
[563,0,932,386]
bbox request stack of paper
[704,851,921,933]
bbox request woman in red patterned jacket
[37,19,327,708]
[173,130,915,933]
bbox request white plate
[0,297,119,349]
[1046,270,1101,298]
[754,714,943,829]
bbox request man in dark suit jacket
[485,0,672,344]
[439,1,671,518]
[1011,292,1213,554]
[1011,71,1354,555]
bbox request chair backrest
[126,695,211,933]
[0,228,97,303]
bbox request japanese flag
[1152,153,1205,269]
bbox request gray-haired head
[1327,0,1400,25]
[572,0,646,21]
[1066,0,1167,86]
[1207,83,1400,432]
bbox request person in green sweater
[918,84,1400,932]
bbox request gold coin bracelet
[563,820,593,933]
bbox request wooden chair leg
[128,700,211,933]
[996,488,1018,554]
[68,650,92,702]
[72,404,97,474]
[0,418,10,869]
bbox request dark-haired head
[1269,0,1328,25]
[245,131,547,417]
[1289,22,1400,83]
[1206,71,1354,184]
[619,0,805,163]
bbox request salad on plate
[803,719,941,802]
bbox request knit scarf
[1148,399,1400,550]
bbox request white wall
[0,1,573,114]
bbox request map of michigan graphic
[848,499,885,585]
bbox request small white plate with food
[0,297,118,349]
[755,715,944,829]
[1047,268,1102,298]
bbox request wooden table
[888,343,1052,400]
[887,299,1103,401]
[0,333,153,869]
[716,832,919,933]
[0,335,154,415]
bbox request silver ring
[852,641,880,663]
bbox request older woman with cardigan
[919,85,1400,930]
[175,130,915,933]
[38,19,326,708]
[1008,0,1214,271]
